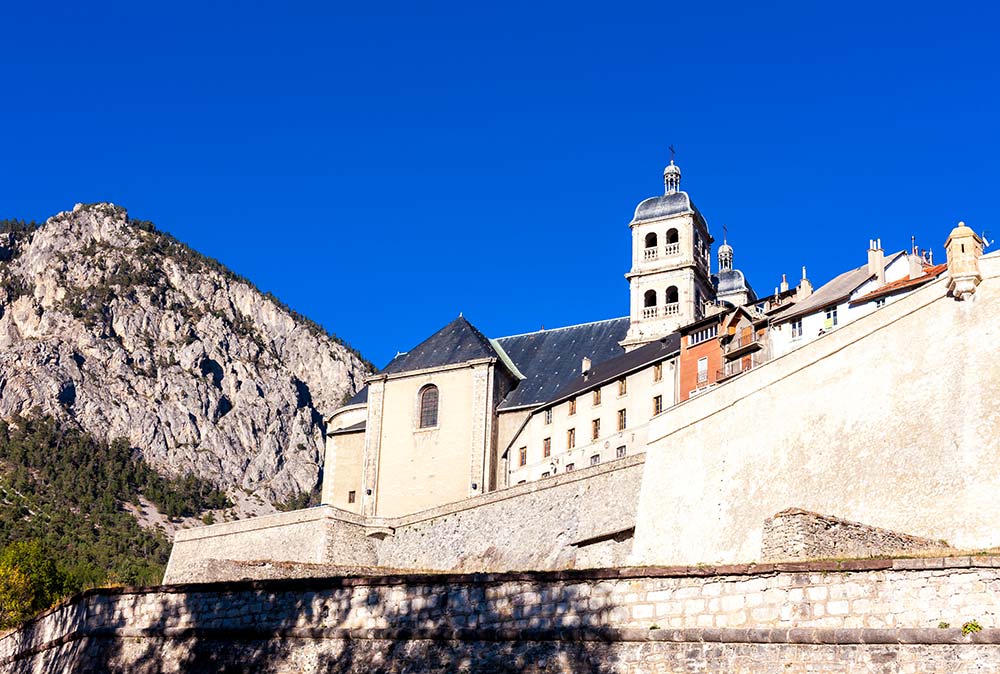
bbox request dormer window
[418,384,439,428]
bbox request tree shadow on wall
[32,575,627,673]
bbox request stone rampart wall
[165,455,644,583]
[633,256,1000,566]
[761,508,948,562]
[5,558,1000,673]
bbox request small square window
[617,409,627,431]
[590,454,600,466]
[653,363,663,382]
[593,389,602,405]
[616,446,626,459]
[518,446,527,467]
[544,408,552,425]
[875,298,886,308]
[567,428,576,449]
[653,395,663,416]
[565,463,575,472]
[543,437,551,458]
[347,490,356,504]
[591,418,601,440]
[618,378,627,396]
[568,398,577,415]
[541,471,550,478]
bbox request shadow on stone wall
[13,578,624,673]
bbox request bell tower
[621,156,716,350]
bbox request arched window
[665,228,679,244]
[643,290,657,307]
[644,232,657,249]
[418,385,439,428]
[665,286,679,303]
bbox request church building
[321,157,752,517]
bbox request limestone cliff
[0,203,370,501]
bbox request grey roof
[344,386,368,406]
[548,332,680,405]
[770,252,905,324]
[381,316,503,375]
[713,268,758,304]
[328,420,366,436]
[494,317,630,410]
[632,191,701,222]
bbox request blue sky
[2,1,997,367]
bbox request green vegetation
[275,484,322,512]
[963,619,983,634]
[0,415,231,626]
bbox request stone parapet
[5,557,1000,672]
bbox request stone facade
[6,559,1000,673]
[761,509,948,562]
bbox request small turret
[945,221,983,300]
[718,236,733,272]
[663,160,681,194]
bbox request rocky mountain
[0,203,371,502]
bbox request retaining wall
[165,454,644,583]
[633,256,1000,566]
[6,558,1000,673]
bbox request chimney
[907,252,924,280]
[779,274,789,293]
[581,356,592,376]
[867,238,885,286]
[796,266,813,299]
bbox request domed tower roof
[630,158,707,226]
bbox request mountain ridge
[0,203,371,502]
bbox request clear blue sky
[2,1,997,367]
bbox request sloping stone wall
[6,558,1000,673]
[761,509,948,562]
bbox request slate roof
[381,316,504,375]
[770,252,905,324]
[632,191,700,222]
[547,332,680,405]
[344,386,368,406]
[328,420,366,436]
[494,317,631,410]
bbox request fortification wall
[6,558,1000,673]
[165,455,644,583]
[632,256,1000,566]
[164,507,378,583]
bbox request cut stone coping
[10,554,1000,632]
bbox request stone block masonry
[5,557,1000,672]
[165,454,645,583]
[761,509,948,562]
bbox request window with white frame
[689,325,718,346]
[791,319,803,339]
[697,357,708,384]
[825,307,839,328]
